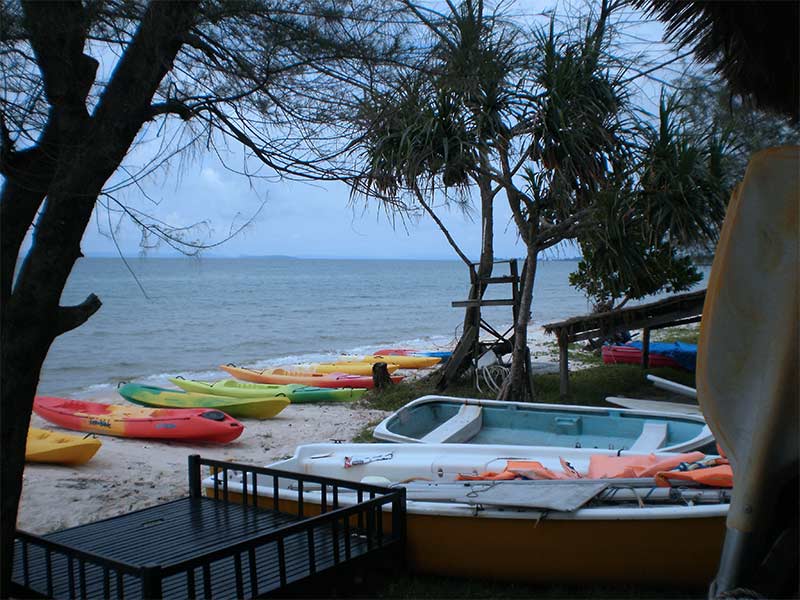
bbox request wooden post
[558,332,570,397]
[372,363,392,389]
[641,328,651,369]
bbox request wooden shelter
[543,289,705,396]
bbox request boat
[601,344,683,369]
[605,397,703,416]
[169,378,366,403]
[376,348,452,360]
[202,442,730,587]
[25,427,102,465]
[34,397,243,443]
[345,354,441,369]
[118,383,289,419]
[220,364,403,389]
[296,362,400,376]
[373,395,713,453]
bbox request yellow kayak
[304,362,400,376]
[26,428,101,465]
[347,355,441,369]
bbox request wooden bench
[421,404,483,443]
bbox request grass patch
[360,362,696,412]
[652,325,700,344]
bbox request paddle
[646,374,697,400]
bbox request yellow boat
[204,443,729,588]
[346,355,441,369]
[304,362,400,376]
[26,428,101,465]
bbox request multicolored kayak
[169,378,366,403]
[221,365,403,389]
[118,383,289,419]
[376,348,453,360]
[26,427,102,465]
[344,355,441,369]
[34,397,243,443]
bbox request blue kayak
[630,341,697,372]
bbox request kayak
[305,362,400,375]
[601,345,683,369]
[118,383,289,419]
[345,355,441,369]
[375,349,453,361]
[220,365,403,389]
[26,427,101,465]
[33,397,243,443]
[169,378,366,403]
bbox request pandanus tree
[350,0,524,378]
[0,0,404,592]
[352,0,732,401]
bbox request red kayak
[34,397,243,443]
[374,348,418,356]
[601,345,683,369]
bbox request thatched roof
[633,1,799,121]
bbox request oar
[696,147,799,595]
[646,374,697,400]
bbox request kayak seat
[421,404,483,443]
[628,421,668,452]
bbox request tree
[351,0,733,402]
[350,0,522,383]
[0,1,402,592]
[569,92,732,311]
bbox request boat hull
[25,428,102,465]
[118,383,289,419]
[374,395,713,453]
[203,442,728,587]
[34,397,243,443]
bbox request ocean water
[39,257,704,396]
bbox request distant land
[82,253,584,261]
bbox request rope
[476,363,510,394]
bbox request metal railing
[13,455,406,599]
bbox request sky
[71,1,673,261]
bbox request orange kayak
[34,396,243,443]
[220,365,403,389]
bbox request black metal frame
[12,455,406,599]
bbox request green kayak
[118,383,289,419]
[169,378,365,404]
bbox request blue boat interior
[386,401,705,451]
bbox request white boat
[373,395,713,453]
[202,442,730,587]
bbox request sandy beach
[18,329,560,535]
[19,401,391,535]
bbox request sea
[39,257,707,396]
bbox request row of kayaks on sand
[26,349,450,462]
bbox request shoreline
[20,328,561,535]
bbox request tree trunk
[498,243,538,401]
[0,3,199,594]
[440,175,495,387]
